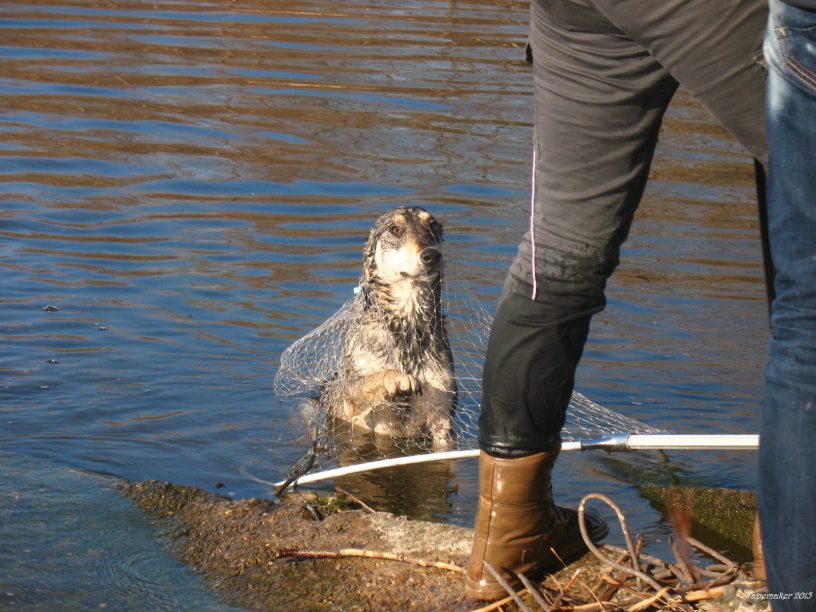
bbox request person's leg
[467,0,676,601]
[480,0,678,458]
[469,0,770,602]
[759,0,816,604]
[595,0,768,163]
[483,0,769,459]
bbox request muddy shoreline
[117,480,770,611]
[118,480,474,610]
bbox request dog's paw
[378,369,421,399]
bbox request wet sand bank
[118,480,769,611]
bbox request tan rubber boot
[464,447,609,601]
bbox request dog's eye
[388,225,404,238]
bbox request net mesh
[274,240,660,480]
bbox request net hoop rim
[275,433,759,488]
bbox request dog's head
[361,206,444,288]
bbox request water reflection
[331,430,457,521]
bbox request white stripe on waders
[529,147,538,300]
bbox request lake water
[1,0,769,608]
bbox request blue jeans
[759,0,816,605]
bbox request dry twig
[548,568,583,612]
[457,492,744,611]
[626,586,671,612]
[334,486,376,513]
[482,561,532,612]
[516,571,552,609]
[686,536,736,568]
[595,538,644,603]
[670,535,698,586]
[468,593,519,612]
[681,585,727,602]
[578,494,664,592]
[273,547,464,573]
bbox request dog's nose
[419,247,442,267]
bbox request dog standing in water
[321,207,457,447]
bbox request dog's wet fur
[321,206,457,447]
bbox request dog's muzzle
[419,247,442,268]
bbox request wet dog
[321,207,457,447]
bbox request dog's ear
[430,219,444,243]
[362,227,378,283]
[414,208,443,243]
[360,233,378,309]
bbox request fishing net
[273,238,661,483]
